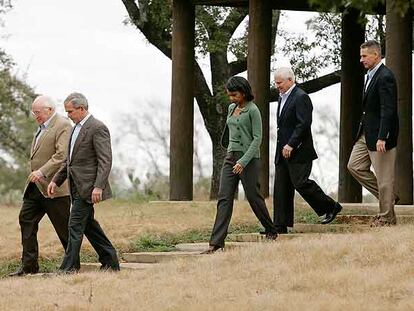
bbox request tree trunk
[338,9,364,202]
[386,1,413,204]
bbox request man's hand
[29,170,44,183]
[232,163,244,175]
[282,144,293,159]
[376,139,386,153]
[92,187,103,204]
[47,181,57,198]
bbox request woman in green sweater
[203,76,278,254]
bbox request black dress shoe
[100,264,120,272]
[260,226,287,235]
[265,232,278,240]
[8,268,38,277]
[200,245,223,254]
[321,202,343,224]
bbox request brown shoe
[370,217,392,227]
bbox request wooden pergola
[169,0,413,204]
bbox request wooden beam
[193,0,385,14]
[170,0,195,200]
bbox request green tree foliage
[309,0,413,15]
[0,52,36,200]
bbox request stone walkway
[79,205,414,272]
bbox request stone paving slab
[80,262,157,272]
[175,242,253,252]
[297,202,414,214]
[122,251,202,263]
[227,232,304,243]
[336,214,414,224]
[292,223,369,233]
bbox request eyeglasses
[31,107,51,116]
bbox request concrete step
[297,202,414,215]
[175,242,255,252]
[80,262,157,272]
[227,232,303,243]
[122,251,201,263]
[336,214,414,224]
[292,223,369,233]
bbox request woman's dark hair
[225,76,254,101]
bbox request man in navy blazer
[273,67,342,233]
[348,40,399,226]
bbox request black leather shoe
[321,202,343,224]
[265,232,278,240]
[8,267,38,277]
[200,245,223,254]
[100,264,120,272]
[260,226,287,235]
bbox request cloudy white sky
[1,0,341,191]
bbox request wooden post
[386,1,413,204]
[338,9,364,202]
[170,0,195,200]
[248,0,272,197]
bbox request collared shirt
[69,113,92,160]
[34,112,56,147]
[278,83,296,116]
[365,61,382,91]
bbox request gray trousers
[209,152,276,248]
[59,184,119,272]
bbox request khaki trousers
[347,135,397,223]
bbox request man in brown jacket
[10,95,72,277]
[48,92,119,272]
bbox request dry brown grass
[0,226,413,310]
[0,201,413,310]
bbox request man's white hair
[33,95,56,109]
[274,67,295,82]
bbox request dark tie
[277,96,282,118]
[364,73,371,93]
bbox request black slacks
[19,183,70,272]
[209,152,276,248]
[59,184,119,272]
[273,159,335,228]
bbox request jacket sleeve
[287,93,313,148]
[52,161,68,187]
[378,74,397,140]
[39,121,72,178]
[93,124,112,189]
[238,107,262,168]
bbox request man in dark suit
[48,92,119,272]
[9,96,71,277]
[273,67,342,233]
[347,40,399,227]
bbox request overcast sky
[1,0,341,191]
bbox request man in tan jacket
[10,95,72,277]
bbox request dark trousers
[60,185,119,272]
[274,159,335,228]
[19,183,70,272]
[209,152,276,248]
